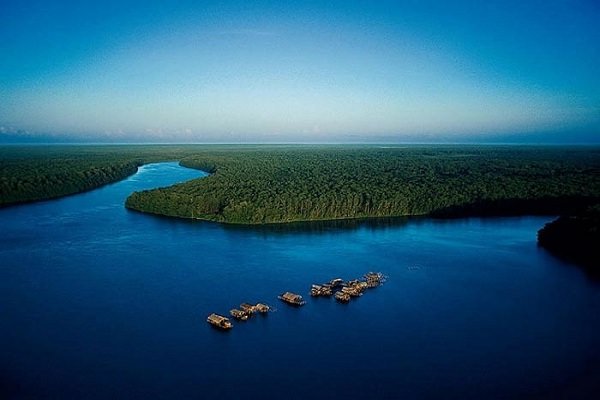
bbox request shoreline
[126,205,561,227]
[0,158,208,209]
[0,162,143,209]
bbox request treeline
[0,145,215,206]
[125,146,600,224]
[538,205,600,271]
[3,145,599,223]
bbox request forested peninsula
[538,206,600,272]
[2,146,599,228]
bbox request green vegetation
[3,144,598,271]
[0,145,209,206]
[124,146,600,224]
[3,145,599,228]
[538,206,600,272]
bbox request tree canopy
[124,146,600,224]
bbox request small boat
[207,313,233,329]
[254,303,271,313]
[334,291,351,303]
[329,278,345,288]
[239,303,256,314]
[311,284,322,296]
[278,291,306,306]
[341,286,362,297]
[230,309,249,321]
[311,284,333,297]
[364,272,386,288]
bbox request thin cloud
[214,29,277,37]
[0,126,30,136]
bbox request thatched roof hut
[278,291,306,305]
[207,313,233,329]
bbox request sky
[0,0,599,143]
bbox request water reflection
[221,215,415,235]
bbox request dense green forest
[124,146,600,224]
[3,144,598,270]
[538,206,600,272]
[2,145,599,227]
[0,145,211,206]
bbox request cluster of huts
[230,302,271,320]
[311,272,385,303]
[207,272,386,330]
[206,302,270,329]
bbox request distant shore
[538,207,600,273]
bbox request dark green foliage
[125,146,600,224]
[0,145,212,206]
[2,145,599,224]
[538,206,600,270]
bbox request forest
[538,205,600,272]
[5,144,598,269]
[2,145,599,226]
[0,145,210,206]
[124,146,600,224]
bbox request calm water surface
[1,162,599,399]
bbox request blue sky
[1,0,598,143]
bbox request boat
[334,291,351,303]
[207,313,233,329]
[239,303,256,314]
[364,272,386,288]
[329,278,345,288]
[311,284,333,297]
[341,286,362,297]
[254,303,271,313]
[310,284,322,296]
[346,280,367,293]
[278,291,306,306]
[230,309,249,321]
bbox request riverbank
[0,145,214,207]
[538,207,600,273]
[3,145,599,237]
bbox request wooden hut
[207,313,233,329]
[230,309,249,321]
[254,303,271,313]
[334,291,351,303]
[240,303,256,314]
[278,292,306,306]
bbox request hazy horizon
[1,1,599,144]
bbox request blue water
[1,162,600,399]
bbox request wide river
[1,162,599,399]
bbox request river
[1,162,599,399]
